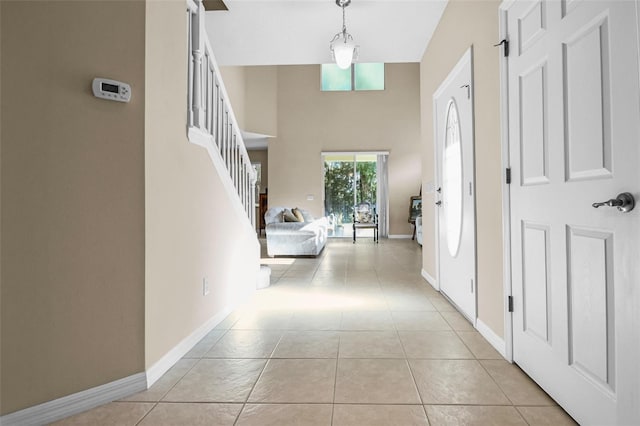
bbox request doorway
[322,152,388,239]
[434,48,477,323]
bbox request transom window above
[321,63,385,92]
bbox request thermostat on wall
[92,78,131,103]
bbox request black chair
[352,202,379,243]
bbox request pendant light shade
[332,41,356,69]
[329,0,358,69]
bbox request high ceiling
[205,0,449,66]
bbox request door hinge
[506,168,512,184]
[494,39,509,57]
[507,296,514,312]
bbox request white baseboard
[0,306,235,426]
[146,306,231,387]
[388,234,412,239]
[421,269,437,289]
[0,373,146,426]
[476,318,507,359]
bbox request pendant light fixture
[329,0,359,69]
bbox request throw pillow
[283,209,299,222]
[300,209,314,222]
[292,207,305,222]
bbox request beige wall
[145,0,260,367]
[1,0,146,414]
[219,66,246,128]
[220,66,278,138]
[268,64,421,235]
[420,0,504,337]
[245,66,278,136]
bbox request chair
[352,202,379,243]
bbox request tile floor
[52,239,577,425]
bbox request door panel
[563,16,612,181]
[435,48,477,322]
[567,227,614,391]
[521,222,550,343]
[519,62,549,185]
[505,1,640,423]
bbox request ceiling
[205,0,449,66]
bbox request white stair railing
[187,0,256,229]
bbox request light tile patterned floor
[52,239,578,426]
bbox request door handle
[592,192,635,213]
[435,201,442,206]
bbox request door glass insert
[443,99,463,257]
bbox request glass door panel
[323,154,378,238]
[324,155,355,238]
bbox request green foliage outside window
[324,160,377,224]
[321,64,351,91]
[321,63,384,92]
[354,63,385,91]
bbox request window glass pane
[443,100,463,257]
[354,63,384,91]
[355,156,377,206]
[321,64,352,91]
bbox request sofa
[265,206,328,257]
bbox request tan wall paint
[245,66,278,136]
[145,0,260,367]
[1,0,145,414]
[219,66,246,128]
[219,65,278,137]
[420,0,504,337]
[269,64,421,235]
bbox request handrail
[187,0,257,229]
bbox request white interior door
[435,48,477,322]
[505,1,640,423]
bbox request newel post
[191,1,206,129]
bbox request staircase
[186,0,257,229]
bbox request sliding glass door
[323,153,380,238]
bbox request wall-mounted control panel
[92,78,131,103]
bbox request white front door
[504,1,640,423]
[435,48,477,322]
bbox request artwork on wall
[409,196,422,224]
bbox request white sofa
[416,215,423,246]
[265,207,328,257]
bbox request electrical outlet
[203,277,210,296]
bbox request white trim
[421,268,438,290]
[186,0,198,13]
[0,373,146,426]
[476,318,507,359]
[146,306,231,387]
[188,127,257,238]
[432,47,478,325]
[498,1,514,363]
[388,234,412,239]
[321,150,390,156]
[432,63,442,311]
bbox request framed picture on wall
[409,196,422,223]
